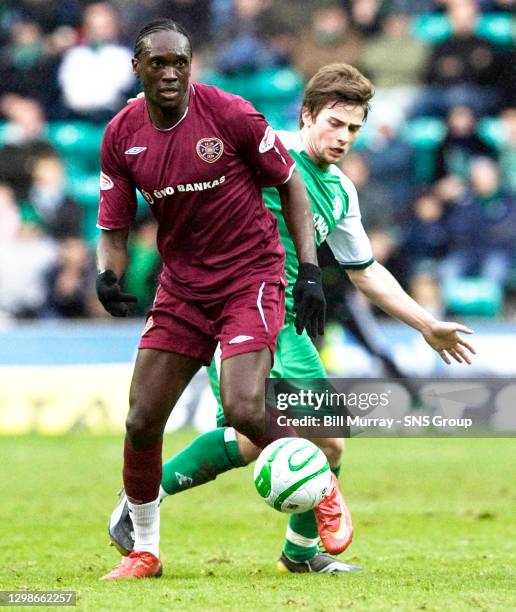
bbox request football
[253,437,332,513]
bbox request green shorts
[210,320,327,427]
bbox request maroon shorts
[139,281,286,365]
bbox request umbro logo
[229,335,255,344]
[125,146,147,155]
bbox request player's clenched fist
[293,263,326,340]
[96,269,137,317]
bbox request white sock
[127,496,160,557]
[159,485,168,503]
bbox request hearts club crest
[196,137,224,163]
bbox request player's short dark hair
[300,63,375,128]
[134,18,192,58]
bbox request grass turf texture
[1,434,515,611]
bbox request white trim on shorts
[256,282,268,332]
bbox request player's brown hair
[300,63,374,128]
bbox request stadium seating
[48,121,104,172]
[400,117,446,183]
[443,278,503,317]
[203,67,304,130]
[477,117,504,149]
[411,13,514,46]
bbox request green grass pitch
[1,433,515,611]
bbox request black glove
[96,269,137,317]
[292,262,326,339]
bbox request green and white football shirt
[263,130,374,321]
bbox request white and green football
[253,438,331,514]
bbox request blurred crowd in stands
[0,0,514,321]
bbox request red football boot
[101,551,163,581]
[313,473,353,555]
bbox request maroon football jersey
[98,83,295,300]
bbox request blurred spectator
[291,4,362,80]
[57,2,135,121]
[108,0,161,43]
[0,96,56,199]
[400,190,449,278]
[341,150,376,230]
[365,226,406,286]
[412,0,505,117]
[28,154,82,239]
[111,0,214,50]
[410,273,444,318]
[343,0,383,37]
[434,105,497,181]
[215,0,287,73]
[0,21,61,115]
[125,217,160,315]
[269,0,322,31]
[340,151,395,231]
[362,12,428,89]
[361,12,429,131]
[368,227,400,266]
[442,159,516,287]
[11,0,83,33]
[483,0,516,13]
[43,237,97,318]
[0,223,57,318]
[155,0,213,51]
[499,107,516,192]
[360,124,417,217]
[0,94,47,144]
[0,183,22,241]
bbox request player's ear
[132,57,140,80]
[301,108,313,128]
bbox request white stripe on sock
[286,526,319,548]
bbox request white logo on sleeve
[100,171,114,190]
[259,126,276,153]
[125,146,147,155]
[175,472,193,487]
[228,335,255,344]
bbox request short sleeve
[326,179,374,269]
[226,98,295,187]
[97,124,137,230]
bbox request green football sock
[161,427,246,496]
[283,465,341,562]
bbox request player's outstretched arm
[346,262,476,365]
[96,228,137,317]
[277,171,326,339]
